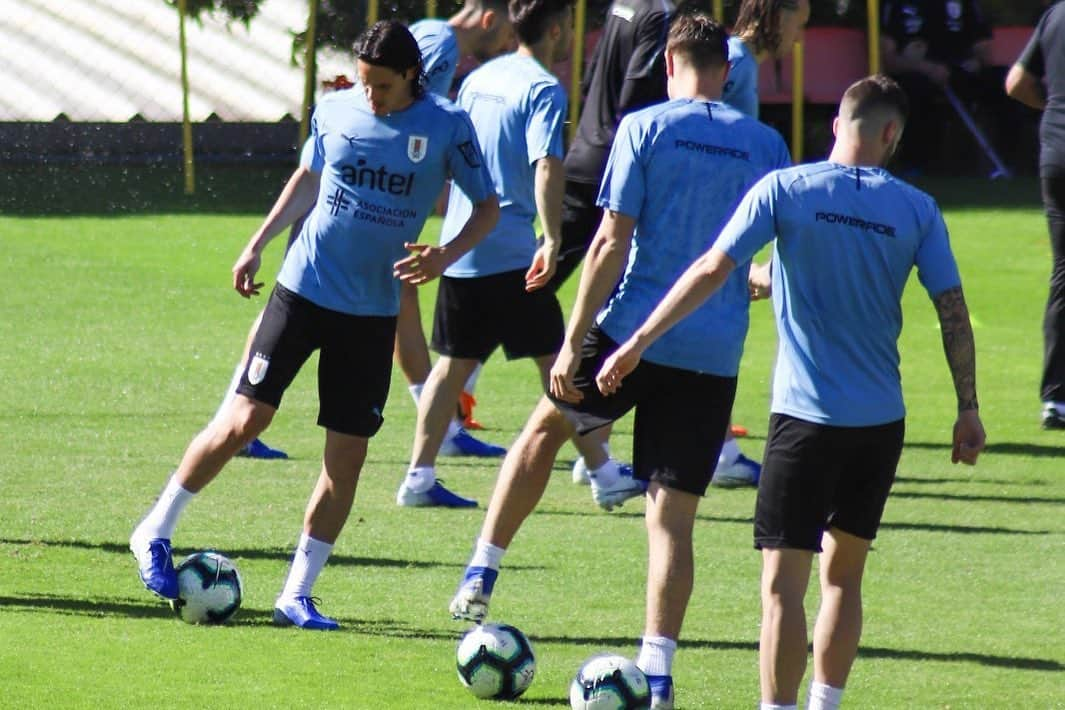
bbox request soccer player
[596,75,986,710]
[396,0,625,508]
[129,21,500,630]
[723,0,811,119]
[210,3,513,461]
[450,14,792,708]
[1005,2,1065,429]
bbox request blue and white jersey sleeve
[299,136,316,169]
[526,83,568,164]
[914,205,962,298]
[596,113,646,218]
[716,173,780,265]
[723,36,759,119]
[411,19,460,97]
[445,110,494,204]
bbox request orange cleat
[729,423,749,437]
[459,391,485,430]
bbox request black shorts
[754,413,906,552]
[235,284,395,437]
[544,179,602,292]
[431,270,564,362]
[550,326,737,496]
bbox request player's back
[442,52,567,277]
[766,161,961,424]
[598,99,791,376]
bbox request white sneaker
[448,567,497,623]
[571,457,591,485]
[591,464,647,511]
[711,453,761,488]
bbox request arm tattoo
[933,286,979,411]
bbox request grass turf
[0,166,1062,708]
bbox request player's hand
[749,261,772,300]
[394,242,448,286]
[550,341,583,403]
[525,244,558,292]
[232,249,264,298]
[951,409,986,465]
[596,340,643,396]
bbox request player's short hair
[839,74,909,128]
[733,0,801,56]
[509,0,574,46]
[666,12,729,71]
[354,20,426,98]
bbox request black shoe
[1042,406,1065,430]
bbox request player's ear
[664,48,675,78]
[831,115,840,138]
[481,9,497,30]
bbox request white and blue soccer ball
[569,653,651,709]
[169,551,243,625]
[456,623,536,700]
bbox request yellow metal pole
[300,0,319,146]
[867,0,881,74]
[791,39,804,163]
[712,0,724,22]
[367,0,379,26]
[178,0,194,195]
[567,0,587,143]
[426,0,438,19]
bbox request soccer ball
[569,654,651,709]
[455,623,536,699]
[169,551,243,624]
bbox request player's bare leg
[811,528,869,695]
[759,547,815,706]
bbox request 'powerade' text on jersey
[278,89,493,316]
[410,19,460,98]
[596,99,791,375]
[716,162,963,426]
[440,52,568,277]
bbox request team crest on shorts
[407,135,428,163]
[248,352,270,385]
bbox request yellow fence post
[791,39,804,163]
[567,0,587,143]
[426,0,438,19]
[867,0,881,74]
[177,0,194,195]
[712,0,724,22]
[300,0,319,146]
[367,0,380,26]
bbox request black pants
[1041,176,1065,403]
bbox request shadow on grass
[0,593,174,619]
[890,490,1064,505]
[0,537,540,572]
[905,440,1065,459]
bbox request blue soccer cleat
[129,535,179,600]
[449,566,498,623]
[396,480,478,508]
[237,438,289,460]
[591,463,647,511]
[439,428,506,457]
[272,596,339,631]
[711,453,761,488]
[647,674,675,710]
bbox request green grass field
[1,167,1062,708]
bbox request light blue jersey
[716,162,963,426]
[723,36,759,119]
[442,53,568,278]
[596,99,791,375]
[411,19,461,98]
[278,89,493,316]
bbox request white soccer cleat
[449,568,497,623]
[590,465,647,511]
[711,453,761,488]
[571,457,591,485]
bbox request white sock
[209,362,244,430]
[279,533,333,600]
[464,363,483,394]
[807,681,844,710]
[718,438,741,466]
[134,476,195,540]
[408,383,424,405]
[636,635,677,676]
[469,539,505,569]
[446,418,463,439]
[760,704,797,710]
[588,458,620,488]
[404,466,436,494]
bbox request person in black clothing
[548,0,674,291]
[880,0,1012,173]
[1006,3,1065,428]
